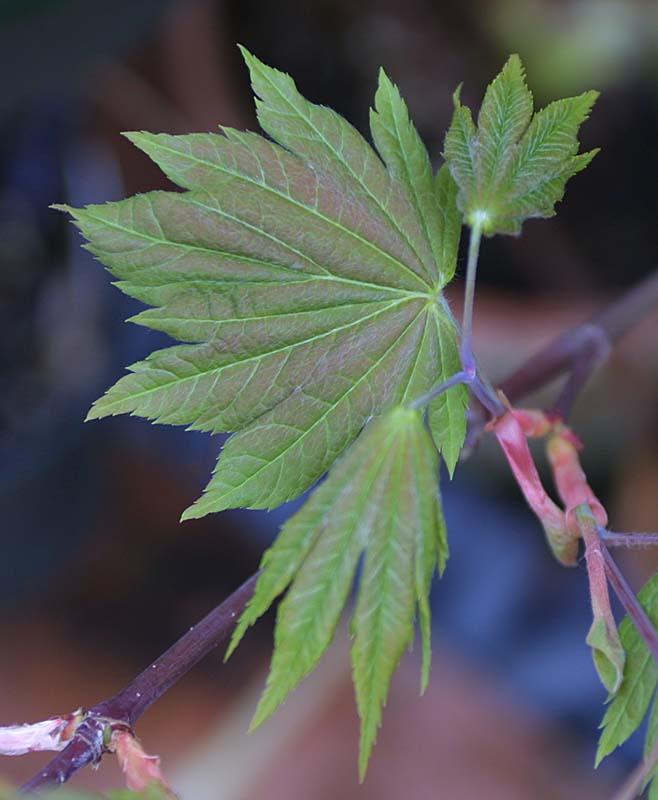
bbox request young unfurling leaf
[58,49,466,520]
[229,407,447,778]
[443,54,598,235]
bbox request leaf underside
[229,407,447,779]
[60,49,467,522]
[597,573,658,796]
[443,53,598,236]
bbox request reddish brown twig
[465,271,658,453]
[19,573,257,793]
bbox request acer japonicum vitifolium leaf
[58,48,466,520]
[444,53,598,236]
[57,49,599,777]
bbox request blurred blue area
[0,106,308,602]
[439,476,606,734]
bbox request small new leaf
[597,573,658,771]
[232,407,447,778]
[443,54,598,235]
[58,48,466,519]
[586,616,625,695]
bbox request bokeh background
[1,0,658,797]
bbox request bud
[490,410,577,565]
[0,716,73,756]
[113,729,176,797]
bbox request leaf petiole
[456,219,506,418]
[408,370,469,410]
[460,217,484,374]
[600,529,658,548]
[469,371,506,417]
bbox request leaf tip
[358,733,376,783]
[582,147,601,165]
[181,491,227,521]
[249,694,277,733]
[224,625,246,662]
[444,455,458,480]
[50,202,72,214]
[376,66,394,93]
[179,505,202,523]
[499,53,527,85]
[585,88,601,104]
[84,406,99,423]
[122,130,149,148]
[594,743,609,769]
[237,43,262,75]
[420,662,430,696]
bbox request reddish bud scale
[576,505,625,693]
[546,430,607,534]
[113,729,177,797]
[506,408,553,438]
[489,410,576,565]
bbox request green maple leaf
[443,53,599,236]
[228,407,447,778]
[57,50,467,520]
[597,572,658,796]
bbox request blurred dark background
[1,1,657,797]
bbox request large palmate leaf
[597,573,658,796]
[228,407,447,777]
[443,54,598,235]
[59,50,467,519]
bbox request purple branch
[505,270,658,405]
[19,573,258,793]
[601,530,658,549]
[596,271,658,343]
[602,548,658,665]
[465,270,658,452]
[550,328,610,420]
[499,323,610,410]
